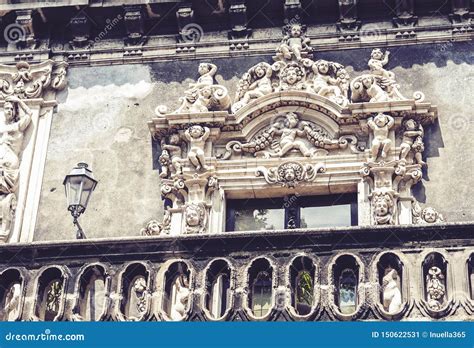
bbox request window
[120,263,149,320]
[205,260,231,319]
[78,266,107,321]
[290,256,315,316]
[226,194,357,231]
[35,268,64,321]
[163,262,191,321]
[248,258,273,318]
[0,269,22,321]
[333,255,359,315]
[377,253,403,314]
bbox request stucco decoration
[183,202,208,234]
[184,125,210,171]
[274,23,312,62]
[368,113,395,161]
[412,202,445,224]
[426,266,446,310]
[141,210,171,236]
[399,119,426,165]
[132,277,148,315]
[256,161,326,188]
[0,97,32,243]
[3,282,21,321]
[159,133,184,179]
[382,269,402,314]
[222,112,349,159]
[371,190,396,225]
[156,63,231,115]
[350,49,424,103]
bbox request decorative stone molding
[256,161,326,188]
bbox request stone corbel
[15,10,36,49]
[229,0,251,39]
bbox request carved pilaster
[0,60,68,243]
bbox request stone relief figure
[274,23,311,62]
[399,119,425,165]
[156,63,230,115]
[0,96,33,243]
[232,63,274,112]
[132,277,148,315]
[184,202,207,234]
[256,161,326,188]
[412,202,445,224]
[309,60,349,105]
[276,62,306,91]
[372,191,395,225]
[426,266,446,310]
[170,275,190,321]
[382,269,402,314]
[221,112,350,159]
[368,113,395,160]
[368,49,395,81]
[159,133,184,178]
[184,125,210,171]
[140,210,171,236]
[3,282,21,321]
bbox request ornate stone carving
[140,210,171,236]
[256,161,326,188]
[157,63,231,115]
[184,125,210,171]
[0,61,67,100]
[371,190,396,225]
[382,269,402,314]
[3,282,21,321]
[308,60,349,106]
[412,202,445,224]
[170,276,190,321]
[233,62,274,112]
[159,133,184,178]
[184,202,207,234]
[399,119,425,165]
[222,112,348,159]
[46,280,63,314]
[274,23,312,62]
[132,277,148,314]
[426,266,446,310]
[0,97,32,243]
[368,113,395,160]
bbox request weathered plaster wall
[35,42,474,241]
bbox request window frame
[226,194,358,232]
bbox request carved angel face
[189,125,204,139]
[290,24,302,37]
[404,119,417,130]
[147,220,161,234]
[169,133,180,145]
[371,49,384,60]
[422,208,438,223]
[285,113,299,128]
[254,65,266,78]
[283,167,296,182]
[185,205,203,227]
[198,63,210,75]
[316,61,329,74]
[374,114,388,127]
[201,87,212,98]
[285,67,299,85]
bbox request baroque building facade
[0,0,472,321]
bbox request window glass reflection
[300,204,352,228]
[234,208,285,231]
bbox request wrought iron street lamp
[63,162,98,239]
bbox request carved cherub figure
[372,191,394,225]
[140,210,171,236]
[278,63,305,91]
[132,277,148,313]
[239,63,273,105]
[311,60,341,98]
[189,63,217,89]
[421,207,444,224]
[368,48,395,80]
[368,113,395,160]
[189,86,213,113]
[276,24,311,61]
[362,76,390,102]
[184,125,210,171]
[400,119,425,165]
[274,113,312,157]
[170,275,190,321]
[426,266,446,310]
[382,269,402,314]
[184,203,206,234]
[161,133,183,178]
[4,282,21,321]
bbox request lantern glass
[63,163,97,215]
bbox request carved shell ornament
[256,162,326,187]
